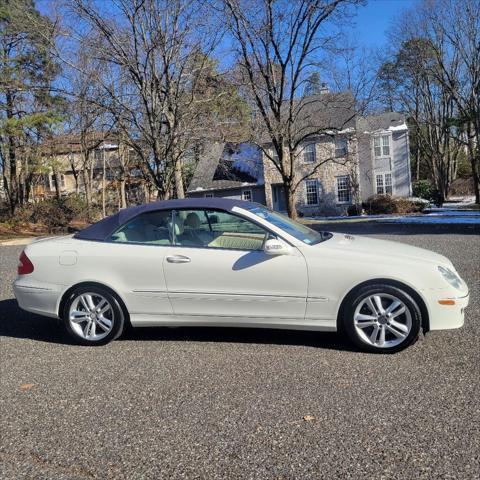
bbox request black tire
[62,285,125,346]
[342,284,421,353]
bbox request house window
[376,173,393,195]
[374,135,391,157]
[130,168,142,178]
[305,179,319,205]
[242,189,252,201]
[204,193,214,198]
[336,175,351,203]
[303,143,316,163]
[335,137,348,158]
[50,173,65,189]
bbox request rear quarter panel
[23,237,173,317]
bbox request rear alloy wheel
[343,284,421,353]
[63,286,125,345]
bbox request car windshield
[247,205,331,245]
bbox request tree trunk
[82,168,91,208]
[467,124,480,205]
[6,91,18,214]
[54,173,61,200]
[469,150,480,205]
[144,182,150,203]
[415,143,420,181]
[119,178,127,208]
[285,182,297,220]
[174,156,185,199]
[102,149,106,218]
[71,167,79,194]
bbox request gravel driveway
[1,228,479,479]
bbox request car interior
[110,209,268,251]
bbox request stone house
[188,96,412,216]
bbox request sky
[352,0,416,48]
[37,0,416,51]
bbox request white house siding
[357,128,411,201]
[357,132,375,201]
[391,131,412,197]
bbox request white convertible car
[14,198,469,352]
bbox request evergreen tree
[303,72,324,97]
[0,0,61,212]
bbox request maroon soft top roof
[74,198,258,241]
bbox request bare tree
[67,0,226,201]
[422,0,480,204]
[222,0,360,218]
[62,42,113,208]
[380,0,479,203]
[381,12,464,202]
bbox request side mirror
[264,238,291,256]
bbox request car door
[162,208,308,321]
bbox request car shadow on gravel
[0,298,358,352]
[0,299,75,345]
[120,326,357,352]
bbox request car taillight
[18,250,34,275]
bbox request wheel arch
[58,281,131,327]
[337,278,430,333]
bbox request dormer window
[374,135,391,157]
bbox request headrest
[184,212,201,228]
[168,219,184,236]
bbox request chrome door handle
[166,255,191,264]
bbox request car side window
[110,210,173,245]
[173,209,269,250]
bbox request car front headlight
[438,266,463,290]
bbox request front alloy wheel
[344,284,421,353]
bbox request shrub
[395,198,427,214]
[412,180,442,206]
[30,199,70,231]
[362,195,397,215]
[347,204,362,216]
[29,195,101,232]
[0,195,104,233]
[362,195,428,215]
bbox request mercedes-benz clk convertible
[13,198,469,352]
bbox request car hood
[316,233,452,267]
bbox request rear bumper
[13,281,61,319]
[426,292,469,331]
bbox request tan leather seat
[208,233,265,250]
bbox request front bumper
[13,281,62,319]
[426,291,469,331]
